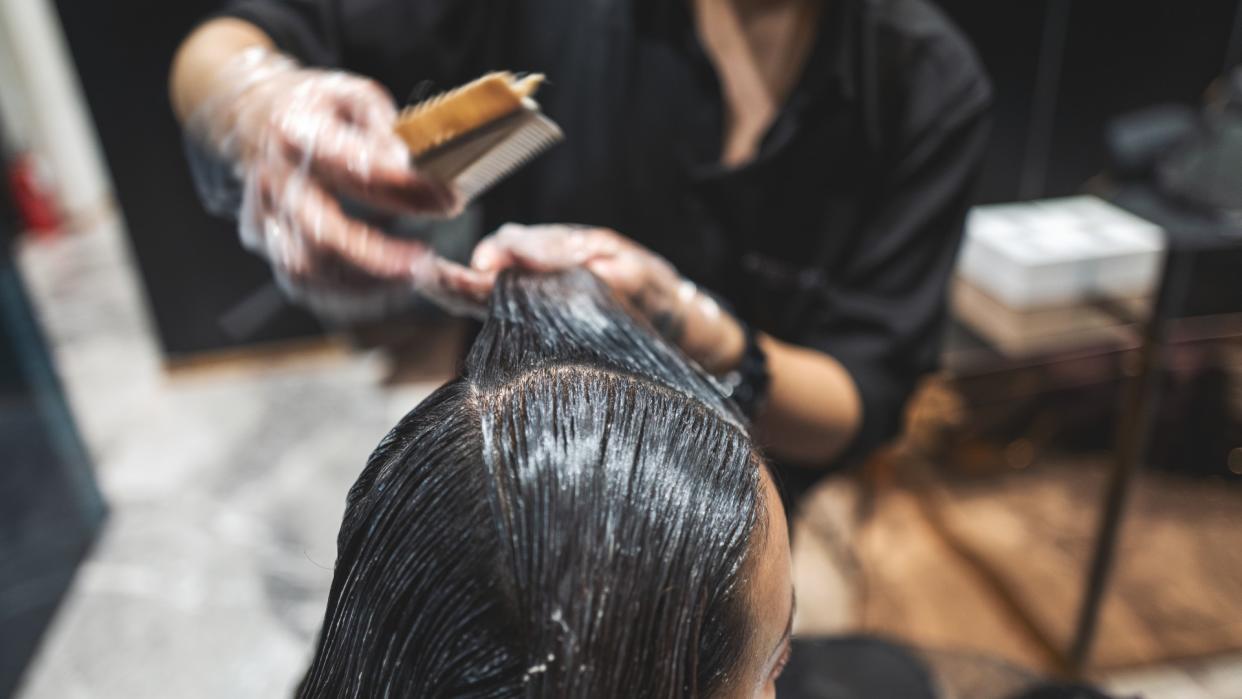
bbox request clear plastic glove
[187,47,473,319]
[456,223,745,372]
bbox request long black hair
[299,269,765,698]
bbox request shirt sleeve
[798,37,993,463]
[218,0,509,96]
[219,0,339,66]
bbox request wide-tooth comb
[394,72,563,202]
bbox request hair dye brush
[395,72,563,203]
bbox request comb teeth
[396,71,562,205]
[395,72,543,156]
[438,113,564,203]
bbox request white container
[957,195,1165,310]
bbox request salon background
[3,1,1242,698]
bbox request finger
[282,172,440,281]
[469,239,510,273]
[582,256,654,305]
[584,256,626,286]
[273,112,456,215]
[264,216,315,280]
[245,169,316,278]
[432,260,495,305]
[469,223,565,272]
[312,128,456,213]
[473,223,612,272]
[470,225,527,272]
[324,81,463,214]
[332,78,399,130]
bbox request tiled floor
[14,218,443,698]
[12,216,1242,698]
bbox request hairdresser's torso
[223,0,991,455]
[231,0,973,318]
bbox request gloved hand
[186,47,469,318]
[457,223,745,373]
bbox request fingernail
[473,246,497,271]
[377,140,410,171]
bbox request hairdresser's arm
[171,15,452,218]
[636,280,862,465]
[750,336,862,465]
[628,285,865,464]
[464,225,860,466]
[170,18,272,124]
[171,17,466,316]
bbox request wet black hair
[298,269,765,698]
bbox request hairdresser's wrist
[677,283,746,376]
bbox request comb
[395,72,563,203]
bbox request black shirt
[219,0,993,464]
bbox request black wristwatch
[721,320,770,419]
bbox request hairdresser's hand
[459,224,746,374]
[183,44,461,316]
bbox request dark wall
[939,0,1242,203]
[51,0,322,359]
[934,2,1049,202]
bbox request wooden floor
[791,455,1242,680]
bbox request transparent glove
[187,47,474,319]
[460,223,745,371]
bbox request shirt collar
[632,0,860,102]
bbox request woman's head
[300,270,792,698]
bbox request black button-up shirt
[220,0,993,463]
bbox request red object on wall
[6,153,61,236]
